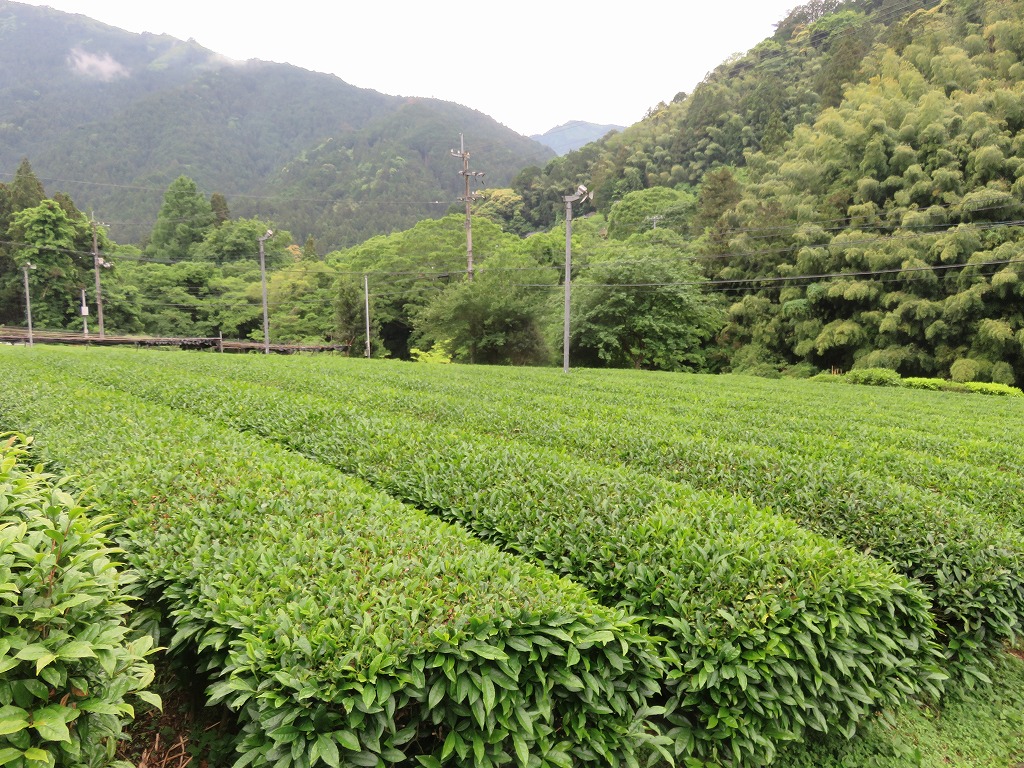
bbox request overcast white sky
[20,0,798,137]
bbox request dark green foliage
[0,434,158,768]
[7,159,46,212]
[333,275,370,354]
[30,348,953,767]
[569,243,724,371]
[210,193,230,227]
[146,176,216,262]
[606,187,696,240]
[7,198,92,330]
[414,254,554,365]
[707,0,1024,383]
[0,361,665,768]
[695,168,743,233]
[843,367,903,386]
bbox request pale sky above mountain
[20,0,799,136]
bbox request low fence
[0,327,349,355]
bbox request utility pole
[562,184,592,374]
[258,229,273,354]
[80,288,89,337]
[451,134,485,281]
[364,274,371,358]
[21,262,35,346]
[91,220,111,339]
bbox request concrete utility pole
[258,230,273,354]
[364,274,371,358]
[21,262,35,346]
[451,134,485,281]
[562,184,593,374]
[91,221,111,339]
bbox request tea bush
[0,375,664,768]
[0,435,158,768]
[23,351,949,767]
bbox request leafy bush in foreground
[0,434,158,768]
[0,374,664,768]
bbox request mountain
[0,1,553,248]
[530,121,624,155]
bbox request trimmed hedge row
[0,365,665,768]
[127,352,1024,528]
[1,434,158,768]
[160,351,1024,674]
[23,348,950,766]
[838,367,1024,396]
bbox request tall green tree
[300,235,320,262]
[8,199,91,329]
[210,192,230,227]
[147,176,216,261]
[569,239,724,371]
[334,275,375,355]
[696,168,744,232]
[414,252,555,365]
[265,261,339,344]
[0,161,50,325]
[606,187,697,240]
[8,158,45,212]
[191,218,291,267]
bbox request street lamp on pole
[21,262,35,346]
[258,229,274,354]
[562,184,592,374]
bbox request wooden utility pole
[451,134,485,281]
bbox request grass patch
[780,649,1024,767]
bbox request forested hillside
[0,1,552,248]
[496,0,1024,382]
[3,0,1024,385]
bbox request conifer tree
[147,176,215,261]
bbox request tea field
[1,345,1021,768]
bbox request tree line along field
[0,345,1022,768]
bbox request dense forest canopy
[3,0,1024,384]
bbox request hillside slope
[0,1,553,248]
